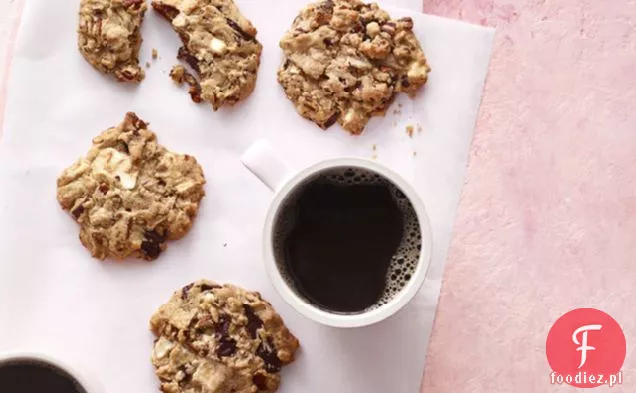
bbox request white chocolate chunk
[210,37,227,54]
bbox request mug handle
[241,139,294,192]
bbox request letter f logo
[573,325,602,368]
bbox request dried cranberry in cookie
[152,0,263,110]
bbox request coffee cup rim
[263,157,433,328]
[0,351,103,393]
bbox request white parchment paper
[0,0,494,392]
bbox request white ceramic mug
[0,352,103,393]
[241,140,433,328]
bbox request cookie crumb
[372,154,378,160]
[146,61,151,68]
[413,151,417,157]
[170,65,186,84]
[152,48,158,59]
[417,123,423,133]
[372,144,377,151]
[170,65,203,103]
[223,243,227,247]
[406,125,414,137]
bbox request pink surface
[3,0,635,392]
[421,0,636,392]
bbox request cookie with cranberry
[150,280,300,393]
[56,112,205,260]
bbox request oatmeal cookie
[56,112,206,261]
[78,0,147,83]
[150,280,300,393]
[152,0,263,110]
[278,0,430,134]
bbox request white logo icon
[572,324,603,368]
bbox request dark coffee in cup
[0,359,87,393]
[273,167,422,313]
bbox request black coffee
[274,167,421,313]
[0,361,86,393]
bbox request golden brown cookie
[78,0,147,83]
[153,0,263,110]
[278,0,430,134]
[56,113,206,261]
[150,280,300,393]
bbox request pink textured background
[421,0,636,392]
[2,0,635,392]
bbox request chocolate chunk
[188,316,200,329]
[253,374,268,390]
[71,205,85,219]
[381,21,396,35]
[345,80,362,93]
[216,337,237,357]
[152,2,179,20]
[177,47,200,73]
[321,0,335,10]
[215,314,231,336]
[145,230,166,243]
[256,339,282,373]
[226,18,254,41]
[181,283,195,300]
[200,283,220,291]
[141,230,165,259]
[322,111,340,129]
[401,77,410,88]
[243,304,263,338]
[99,184,109,194]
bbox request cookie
[277,0,430,135]
[78,0,147,83]
[150,280,300,393]
[56,112,206,261]
[152,0,263,110]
